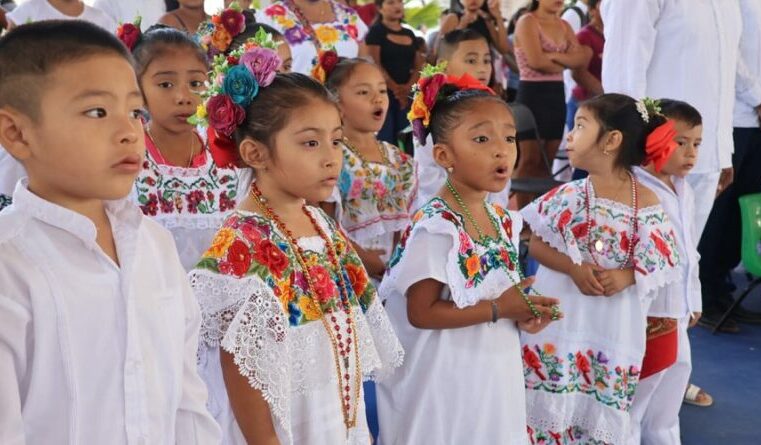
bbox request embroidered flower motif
[253,239,289,277]
[465,254,481,278]
[298,296,322,321]
[220,239,252,277]
[315,25,340,45]
[310,265,338,304]
[345,263,369,297]
[206,228,237,258]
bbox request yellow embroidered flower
[315,26,339,45]
[465,254,480,278]
[299,296,322,321]
[205,227,236,258]
[543,343,556,355]
[279,18,295,28]
[276,277,294,311]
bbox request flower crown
[407,62,494,144]
[637,98,678,172]
[189,28,282,167]
[197,2,247,56]
[311,48,339,84]
[116,16,143,51]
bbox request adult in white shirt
[93,0,166,30]
[601,0,741,237]
[7,0,117,31]
[697,0,761,328]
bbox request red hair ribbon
[643,120,678,172]
[207,127,240,168]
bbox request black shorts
[516,80,566,140]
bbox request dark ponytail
[529,0,540,12]
[580,93,668,170]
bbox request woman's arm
[484,0,511,56]
[571,63,603,96]
[221,350,281,445]
[514,15,565,73]
[548,22,592,69]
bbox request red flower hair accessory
[407,62,495,143]
[116,17,142,52]
[310,49,339,84]
[197,2,247,56]
[643,119,678,173]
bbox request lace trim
[152,212,229,230]
[521,203,584,266]
[526,390,628,444]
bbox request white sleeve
[736,55,761,110]
[174,265,223,443]
[388,228,451,298]
[601,0,663,98]
[412,136,444,209]
[6,2,34,26]
[0,273,31,445]
[560,7,582,33]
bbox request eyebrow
[153,70,206,77]
[294,126,344,135]
[72,90,142,101]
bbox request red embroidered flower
[502,217,513,240]
[620,233,630,253]
[557,209,573,231]
[223,239,252,277]
[345,24,358,40]
[523,345,546,380]
[239,220,264,243]
[141,193,158,216]
[309,265,338,304]
[253,239,288,277]
[265,4,286,17]
[571,223,588,239]
[345,263,369,297]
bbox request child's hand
[497,277,562,323]
[364,249,387,279]
[689,312,702,328]
[518,316,555,334]
[569,263,605,296]
[595,268,635,296]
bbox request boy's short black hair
[436,28,488,63]
[658,99,703,128]
[0,20,132,121]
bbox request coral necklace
[250,182,362,433]
[584,173,639,269]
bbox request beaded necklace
[445,179,559,321]
[250,182,362,432]
[584,173,639,269]
[343,137,390,167]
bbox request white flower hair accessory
[635,99,650,123]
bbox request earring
[446,166,454,174]
[603,148,610,156]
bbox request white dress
[413,134,511,209]
[520,179,681,445]
[376,198,529,445]
[7,0,117,31]
[256,0,368,75]
[189,207,403,445]
[336,141,418,264]
[131,141,252,271]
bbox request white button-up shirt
[601,0,742,174]
[734,0,761,128]
[634,167,701,317]
[0,181,221,444]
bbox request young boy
[630,99,704,445]
[414,28,509,208]
[0,21,220,444]
[7,0,116,31]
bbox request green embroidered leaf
[195,257,219,271]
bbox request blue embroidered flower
[288,301,302,326]
[339,169,352,196]
[223,65,259,107]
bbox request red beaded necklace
[584,173,639,269]
[250,182,361,432]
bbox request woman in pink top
[513,0,590,207]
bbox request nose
[119,113,142,146]
[176,83,195,105]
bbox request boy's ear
[239,137,272,170]
[0,107,34,162]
